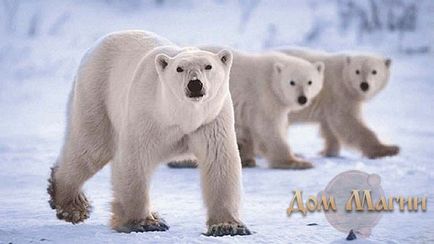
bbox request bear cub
[280,47,399,159]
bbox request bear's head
[155,48,233,104]
[342,55,391,101]
[271,57,324,111]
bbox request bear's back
[278,47,336,63]
[73,31,177,132]
[98,30,173,56]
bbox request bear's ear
[385,58,392,68]
[217,49,233,67]
[155,53,171,73]
[274,62,284,74]
[314,61,324,74]
[346,56,351,64]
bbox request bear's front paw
[241,158,256,168]
[167,160,198,168]
[366,145,400,159]
[117,212,169,233]
[52,193,91,224]
[205,222,251,237]
[270,159,314,170]
[47,166,91,224]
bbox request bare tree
[369,0,382,30]
[27,12,40,37]
[238,0,260,32]
[49,12,71,36]
[262,23,277,48]
[2,0,20,33]
[335,0,420,49]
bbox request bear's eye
[372,70,377,75]
[290,81,295,86]
[355,70,360,75]
[205,65,212,70]
[176,67,184,73]
[308,80,312,85]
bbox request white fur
[279,47,399,158]
[49,30,250,235]
[202,47,324,168]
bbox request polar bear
[169,48,324,169]
[224,49,324,168]
[279,47,399,158]
[47,30,250,236]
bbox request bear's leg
[330,115,400,159]
[257,119,313,169]
[48,85,115,224]
[189,103,250,237]
[319,121,341,157]
[236,128,256,167]
[264,138,313,169]
[48,96,114,223]
[49,135,112,224]
[110,141,168,233]
[48,165,90,224]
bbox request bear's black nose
[360,82,369,92]
[298,96,308,105]
[187,79,204,97]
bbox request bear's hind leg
[329,115,400,159]
[259,125,313,169]
[237,129,256,168]
[319,121,341,157]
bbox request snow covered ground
[1,1,434,243]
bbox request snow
[1,1,434,243]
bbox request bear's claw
[167,160,198,168]
[271,159,314,169]
[48,166,91,224]
[204,223,251,237]
[366,145,400,159]
[55,204,91,224]
[118,212,169,233]
[53,192,91,224]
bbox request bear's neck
[325,56,358,105]
[259,76,291,114]
[155,81,227,134]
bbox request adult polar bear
[280,47,399,159]
[47,30,250,236]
